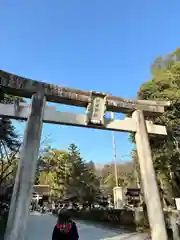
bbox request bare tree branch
[0,141,20,186]
[0,168,16,185]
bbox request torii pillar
[4,92,46,240]
[133,110,168,240]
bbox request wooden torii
[0,70,169,240]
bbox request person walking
[52,211,79,240]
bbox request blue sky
[0,0,180,164]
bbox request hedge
[56,209,138,231]
[54,208,176,238]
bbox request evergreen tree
[0,93,22,150]
[68,143,100,205]
[68,143,87,197]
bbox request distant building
[32,185,50,205]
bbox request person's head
[57,212,70,223]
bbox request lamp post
[111,112,126,209]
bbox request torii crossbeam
[0,70,170,115]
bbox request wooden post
[133,110,168,240]
[4,92,46,240]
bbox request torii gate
[0,70,170,240]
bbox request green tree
[0,145,19,186]
[67,143,87,197]
[34,141,52,185]
[36,143,101,205]
[38,149,70,197]
[83,162,101,205]
[0,93,23,194]
[0,94,23,151]
[133,48,180,205]
[0,140,19,208]
[100,162,136,196]
[66,143,101,205]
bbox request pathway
[25,212,149,240]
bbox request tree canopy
[134,48,180,204]
[0,94,22,151]
[36,142,136,205]
[0,93,22,205]
[36,143,102,205]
